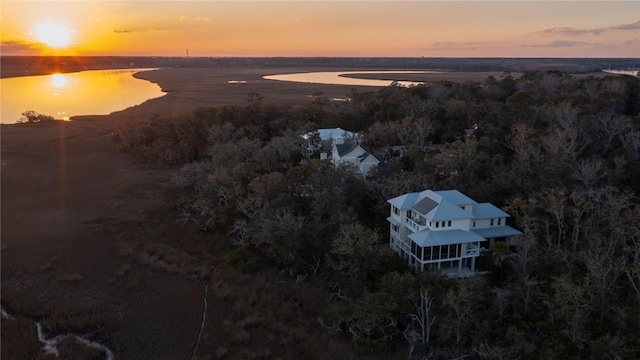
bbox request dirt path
[190,276,212,360]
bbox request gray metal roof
[388,192,420,210]
[335,143,360,157]
[303,128,358,141]
[359,153,379,164]
[386,216,400,226]
[472,226,522,238]
[435,190,478,205]
[424,200,473,221]
[409,229,487,247]
[472,203,510,219]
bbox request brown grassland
[1,61,609,359]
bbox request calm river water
[0,69,165,124]
[263,70,439,87]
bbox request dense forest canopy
[111,70,640,359]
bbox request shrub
[17,110,59,123]
[224,248,261,273]
[110,114,209,165]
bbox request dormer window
[498,218,502,225]
[490,219,494,226]
[448,220,452,227]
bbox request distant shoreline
[2,55,639,79]
[0,64,146,79]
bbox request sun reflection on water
[51,73,67,89]
[1,69,164,123]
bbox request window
[392,224,399,233]
[498,218,502,225]
[448,220,452,227]
[435,222,439,228]
[424,247,432,261]
[490,219,494,226]
[411,241,419,257]
[448,244,458,258]
[432,246,440,260]
[440,245,448,259]
[473,221,476,228]
[393,206,399,215]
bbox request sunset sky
[1,1,639,58]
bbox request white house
[332,143,384,178]
[387,189,522,277]
[301,128,361,158]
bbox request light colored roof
[388,192,420,210]
[472,226,522,238]
[409,229,486,247]
[435,190,478,206]
[424,200,473,221]
[359,153,380,164]
[389,189,473,220]
[390,188,515,224]
[303,128,358,141]
[386,216,400,226]
[472,203,510,219]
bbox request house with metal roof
[332,143,385,178]
[387,189,521,277]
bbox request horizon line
[2,55,640,60]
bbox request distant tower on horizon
[186,48,189,58]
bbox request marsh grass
[0,315,42,359]
[55,273,84,283]
[125,241,215,280]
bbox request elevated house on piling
[387,189,521,277]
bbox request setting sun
[34,22,73,48]
[0,2,638,57]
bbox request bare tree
[538,188,567,249]
[328,223,382,282]
[622,227,640,302]
[571,157,604,190]
[493,287,510,323]
[407,288,436,347]
[443,278,484,345]
[597,114,630,152]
